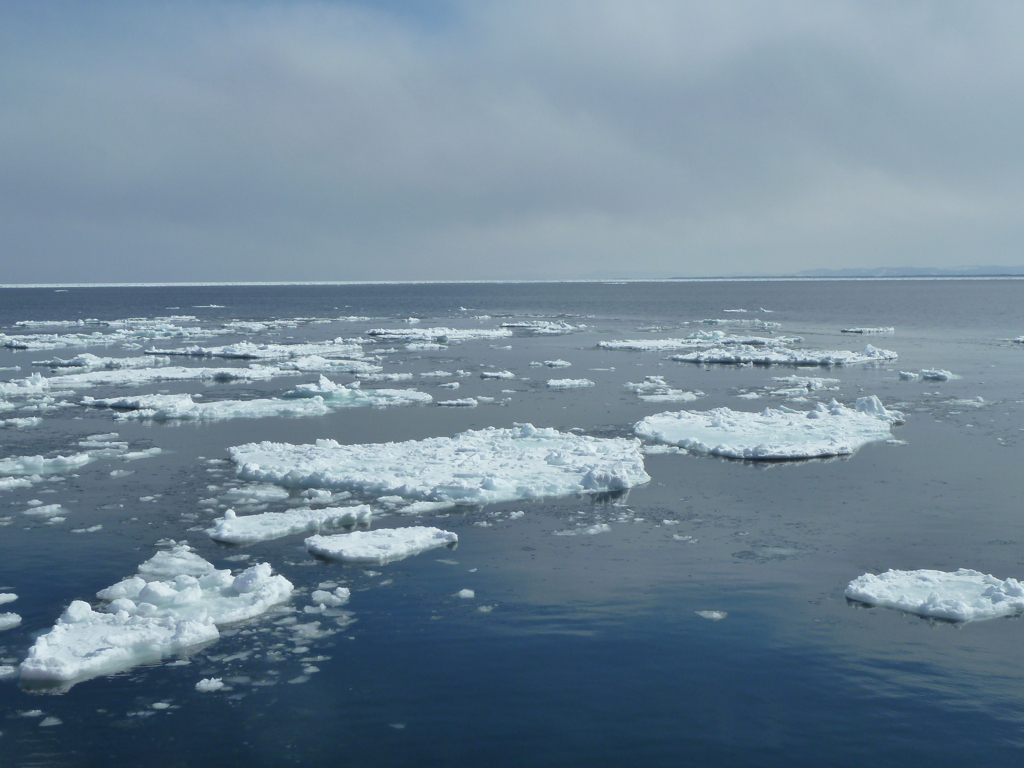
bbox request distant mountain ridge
[792,265,1024,278]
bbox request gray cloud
[2,1,1024,282]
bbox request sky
[2,0,1024,283]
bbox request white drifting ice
[19,545,293,685]
[32,353,170,370]
[282,376,432,406]
[598,331,801,351]
[0,613,22,631]
[845,568,1024,622]
[366,327,512,342]
[147,339,365,361]
[841,327,895,334]
[85,393,332,421]
[208,505,373,544]
[230,423,650,504]
[670,344,898,366]
[546,378,595,389]
[306,526,458,564]
[0,452,96,476]
[625,376,703,402]
[634,396,902,460]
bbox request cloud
[2,1,1024,282]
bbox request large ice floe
[845,568,1024,622]
[306,527,458,564]
[634,396,903,460]
[0,366,298,398]
[498,320,576,334]
[207,505,373,544]
[145,339,368,362]
[19,544,292,687]
[365,327,512,343]
[32,353,169,370]
[670,344,897,366]
[84,394,332,421]
[230,424,650,504]
[281,376,432,406]
[598,331,802,352]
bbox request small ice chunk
[480,370,515,380]
[696,610,728,620]
[306,527,458,564]
[195,677,225,692]
[546,379,595,389]
[0,593,16,605]
[457,589,475,599]
[310,587,350,607]
[846,568,1024,621]
[0,613,22,631]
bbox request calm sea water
[1,279,1023,767]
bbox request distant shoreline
[3,274,1024,289]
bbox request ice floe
[32,353,169,370]
[196,677,225,692]
[499,320,576,334]
[305,526,458,564]
[480,370,516,379]
[598,331,801,352]
[85,394,332,421]
[1,366,298,396]
[19,545,293,686]
[147,339,365,361]
[230,423,650,504]
[670,344,898,366]
[437,398,477,407]
[0,614,22,631]
[624,376,703,403]
[634,397,903,460]
[207,505,373,544]
[845,568,1024,622]
[546,378,595,389]
[366,327,512,342]
[282,376,432,407]
[841,327,895,334]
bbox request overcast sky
[2,1,1023,283]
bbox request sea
[0,279,1023,767]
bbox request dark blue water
[2,279,1024,767]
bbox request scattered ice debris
[634,397,903,460]
[846,568,1024,622]
[457,589,475,599]
[670,344,897,366]
[437,398,477,407]
[555,523,611,536]
[19,545,293,686]
[695,611,727,620]
[767,376,841,397]
[624,376,703,402]
[480,370,515,380]
[546,378,595,389]
[841,327,894,334]
[230,424,650,505]
[0,614,21,631]
[366,327,512,343]
[0,477,36,492]
[195,677,225,692]
[70,525,103,534]
[224,485,291,504]
[208,506,373,544]
[0,665,17,679]
[275,356,381,374]
[306,527,458,564]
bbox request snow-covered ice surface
[19,545,292,687]
[670,344,898,366]
[546,378,595,389]
[230,424,650,503]
[85,393,332,421]
[625,376,703,402]
[845,569,1024,622]
[208,505,373,544]
[598,331,802,351]
[634,397,902,460]
[305,527,459,564]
